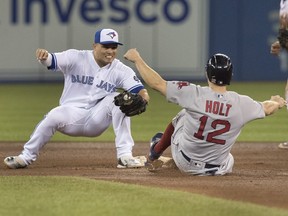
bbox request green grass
[0,176,287,216]
[0,82,287,216]
[0,82,286,142]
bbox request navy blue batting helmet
[206,53,233,86]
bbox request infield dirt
[1,142,288,210]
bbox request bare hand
[270,95,287,108]
[36,48,49,60]
[270,41,281,55]
[124,48,141,63]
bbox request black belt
[180,150,220,169]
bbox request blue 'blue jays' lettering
[96,80,116,93]
[71,75,94,85]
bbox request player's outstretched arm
[262,95,287,116]
[124,48,167,96]
[138,88,150,103]
[36,48,52,67]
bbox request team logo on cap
[106,31,116,39]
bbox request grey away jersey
[167,81,265,164]
[49,49,144,108]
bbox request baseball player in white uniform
[124,49,287,176]
[271,0,288,149]
[4,28,150,169]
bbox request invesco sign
[10,0,190,24]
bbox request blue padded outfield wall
[209,0,287,81]
[0,0,286,82]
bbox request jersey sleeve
[239,95,265,123]
[166,81,196,107]
[47,49,78,73]
[280,0,288,15]
[114,62,144,93]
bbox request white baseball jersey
[19,49,145,164]
[49,49,144,108]
[166,81,265,175]
[280,0,288,15]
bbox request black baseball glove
[114,91,148,116]
[278,28,288,49]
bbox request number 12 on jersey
[193,115,231,145]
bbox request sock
[154,122,174,154]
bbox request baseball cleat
[117,156,144,169]
[278,142,288,149]
[150,132,163,147]
[4,156,27,169]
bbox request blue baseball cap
[94,28,123,45]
